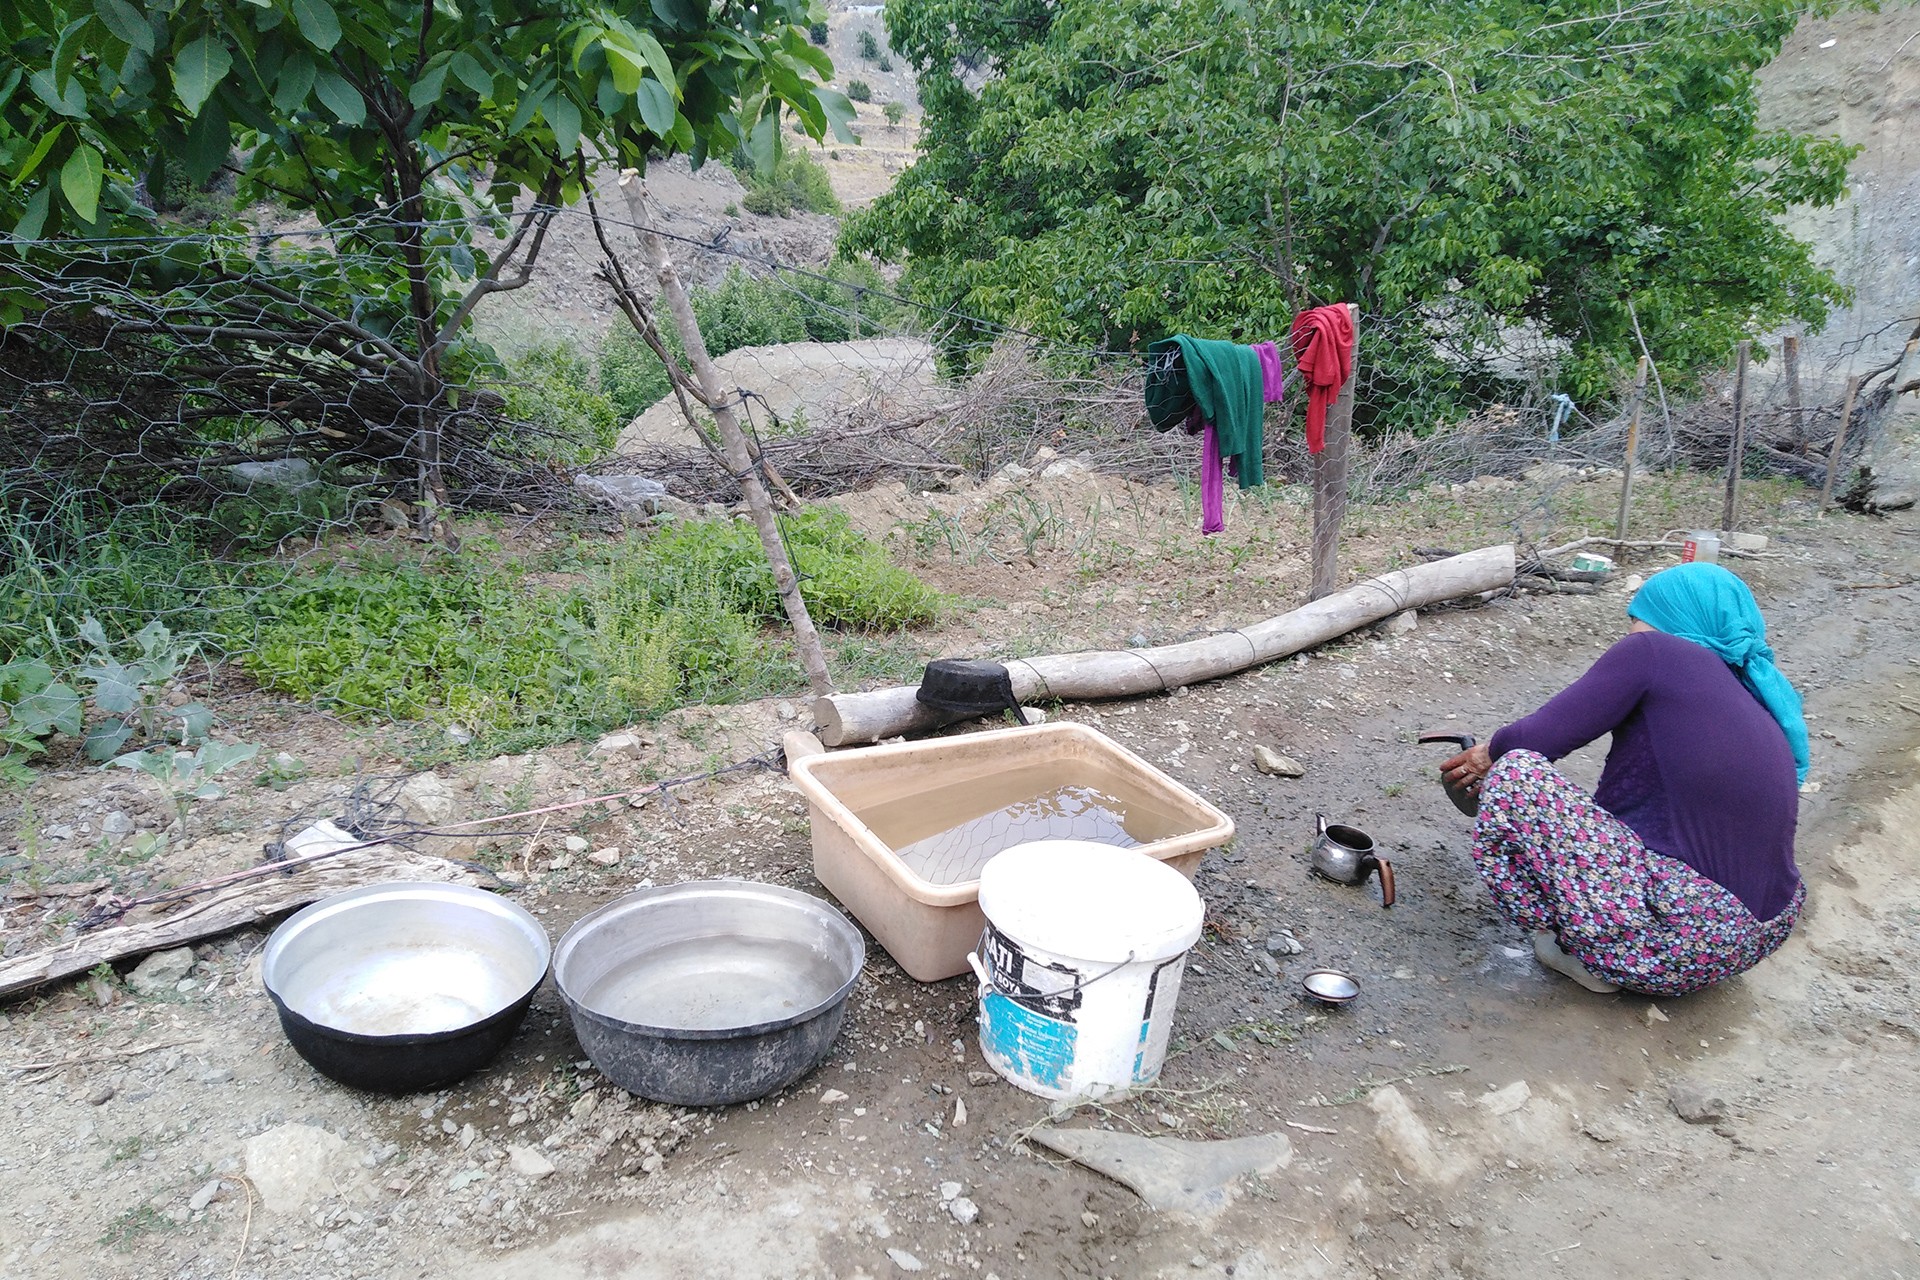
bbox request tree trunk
[619,175,836,698]
[1309,304,1360,600]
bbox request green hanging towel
[1144,335,1265,489]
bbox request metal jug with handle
[1310,814,1394,908]
[1418,731,1482,817]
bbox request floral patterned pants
[1471,750,1804,996]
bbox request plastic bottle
[1682,531,1721,564]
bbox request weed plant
[242,511,940,750]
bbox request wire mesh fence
[1,194,1906,763]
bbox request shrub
[877,56,892,72]
[846,81,872,103]
[598,325,675,423]
[741,185,789,217]
[242,512,941,746]
[598,262,884,423]
[693,267,809,352]
[499,342,621,458]
[857,30,880,59]
[733,148,840,217]
[809,21,828,44]
[883,101,905,126]
[791,257,904,344]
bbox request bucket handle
[973,928,1140,997]
[967,950,991,1000]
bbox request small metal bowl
[262,882,550,1093]
[1301,969,1362,1005]
[554,880,864,1106]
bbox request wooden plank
[1309,304,1361,601]
[1614,355,1650,542]
[1722,340,1751,531]
[0,848,497,1001]
[1821,374,1863,510]
[813,544,1516,745]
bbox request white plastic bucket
[968,839,1204,1102]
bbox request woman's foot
[1531,931,1620,994]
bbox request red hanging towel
[1289,304,1354,453]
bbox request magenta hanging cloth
[1201,421,1226,534]
[1182,406,1227,534]
[1191,344,1282,535]
[1251,341,1287,402]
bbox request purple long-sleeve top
[1488,629,1801,920]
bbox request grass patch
[99,1204,177,1251]
[241,510,940,750]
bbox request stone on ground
[1368,1086,1471,1185]
[508,1145,557,1179]
[1029,1127,1292,1213]
[1479,1081,1532,1116]
[243,1123,355,1213]
[1252,746,1306,778]
[127,947,194,995]
[1668,1079,1727,1125]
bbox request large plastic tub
[787,722,1235,981]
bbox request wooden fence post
[1820,374,1862,510]
[1614,355,1650,541]
[1309,304,1360,601]
[1722,340,1750,532]
[1783,335,1803,450]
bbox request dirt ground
[4,461,1917,1280]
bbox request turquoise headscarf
[1627,563,1810,784]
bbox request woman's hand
[1440,742,1493,797]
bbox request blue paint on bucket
[981,992,1077,1092]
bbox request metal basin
[554,880,865,1106]
[261,882,550,1093]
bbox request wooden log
[813,544,1515,746]
[1309,304,1361,600]
[0,848,497,1001]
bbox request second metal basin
[554,880,865,1106]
